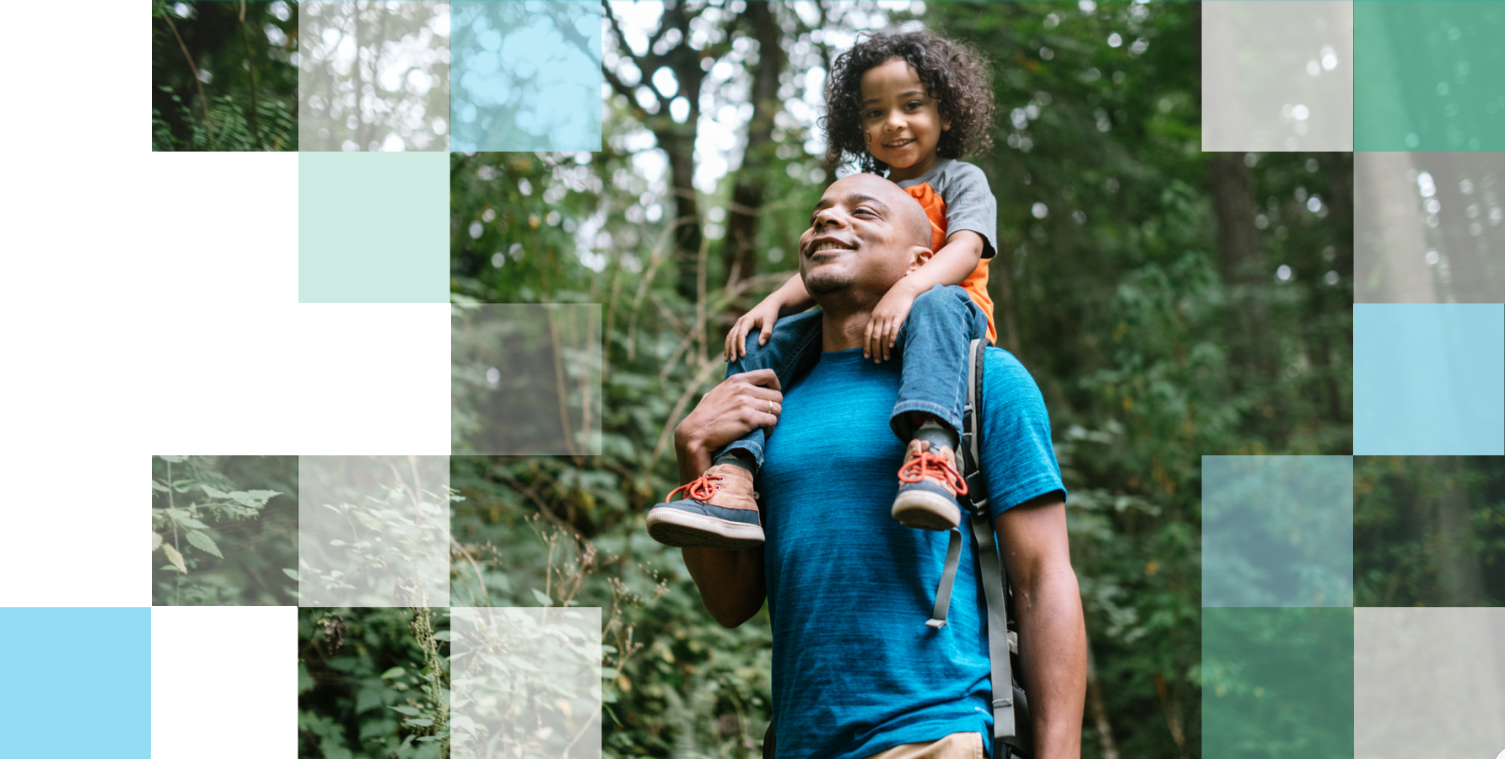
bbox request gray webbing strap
[972,512,1016,739]
[927,528,964,628]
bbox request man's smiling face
[798,173,931,304]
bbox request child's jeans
[716,284,989,469]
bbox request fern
[154,84,295,152]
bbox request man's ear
[906,246,934,275]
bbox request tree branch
[158,2,216,149]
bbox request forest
[149,1,1505,757]
[152,0,300,151]
[445,2,1351,757]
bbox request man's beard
[801,268,847,296]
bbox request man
[673,174,1086,758]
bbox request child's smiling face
[858,57,951,182]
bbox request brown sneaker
[647,463,765,550]
[891,439,966,531]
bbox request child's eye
[905,101,922,110]
[865,109,882,119]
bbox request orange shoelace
[665,473,724,503]
[898,450,968,496]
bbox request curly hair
[821,31,997,176]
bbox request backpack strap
[927,338,992,629]
[973,511,1017,741]
[961,339,1018,742]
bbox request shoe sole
[646,508,765,550]
[892,489,961,531]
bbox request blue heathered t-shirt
[759,346,1065,759]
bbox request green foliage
[438,2,1355,756]
[153,88,296,152]
[1355,456,1505,607]
[1201,608,1353,759]
[151,455,295,606]
[151,0,298,152]
[298,606,449,759]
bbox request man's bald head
[798,173,935,311]
[843,173,933,249]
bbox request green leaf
[158,455,187,463]
[407,718,433,727]
[282,568,299,581]
[389,706,421,716]
[531,588,551,606]
[162,543,187,574]
[381,666,407,679]
[229,490,279,507]
[151,481,170,493]
[178,518,209,530]
[152,532,163,552]
[185,530,223,558]
[600,667,619,680]
[431,631,451,641]
[355,687,385,714]
[329,539,346,547]
[200,485,231,499]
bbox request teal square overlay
[450,1,603,152]
[299,152,449,303]
[0,608,150,757]
[1202,456,1353,608]
[1203,607,1354,759]
[1356,2,1505,151]
[1353,304,1504,456]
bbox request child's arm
[724,273,818,361]
[864,230,986,362]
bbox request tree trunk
[663,128,704,301]
[1432,456,1485,605]
[602,0,709,302]
[1354,152,1434,303]
[1085,643,1120,759]
[723,1,784,290]
[1207,151,1276,380]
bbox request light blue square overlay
[1202,456,1353,608]
[0,608,150,757]
[451,1,603,152]
[1354,304,1504,455]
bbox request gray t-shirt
[895,157,998,258]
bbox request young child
[648,30,999,550]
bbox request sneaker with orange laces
[646,463,765,550]
[891,439,967,531]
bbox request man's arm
[994,491,1085,759]
[672,370,780,628]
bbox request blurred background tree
[152,0,299,151]
[442,1,1354,756]
[1355,456,1505,608]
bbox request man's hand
[674,369,783,468]
[673,370,781,629]
[725,297,785,362]
[865,280,920,363]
